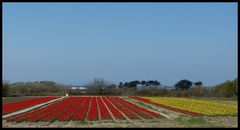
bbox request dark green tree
[127,81,139,88]
[3,81,10,97]
[175,79,192,90]
[214,79,238,97]
[154,80,161,86]
[140,80,146,87]
[118,82,123,88]
[194,81,203,86]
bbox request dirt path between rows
[2,96,65,119]
[125,97,186,120]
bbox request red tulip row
[87,97,98,121]
[3,96,60,114]
[5,97,76,122]
[107,97,139,119]
[97,97,111,119]
[71,96,91,120]
[4,96,163,122]
[111,97,161,118]
[102,97,125,119]
[58,97,84,121]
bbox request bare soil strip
[120,97,161,120]
[2,96,65,119]
[49,120,67,127]
[126,97,185,120]
[3,116,237,128]
[121,97,171,124]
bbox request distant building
[71,87,77,90]
[69,86,87,94]
[70,86,87,90]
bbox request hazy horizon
[3,3,238,87]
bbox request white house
[71,87,87,90]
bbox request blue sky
[3,3,237,86]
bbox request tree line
[2,81,67,97]
[2,78,237,98]
[119,80,161,88]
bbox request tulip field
[3,96,161,122]
[3,96,60,115]
[2,96,238,127]
[129,96,238,116]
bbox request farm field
[3,2,237,128]
[129,96,238,116]
[2,96,238,128]
[2,96,60,115]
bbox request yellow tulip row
[143,97,237,116]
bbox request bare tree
[86,78,118,95]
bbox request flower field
[130,96,238,116]
[4,96,161,122]
[2,96,60,115]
